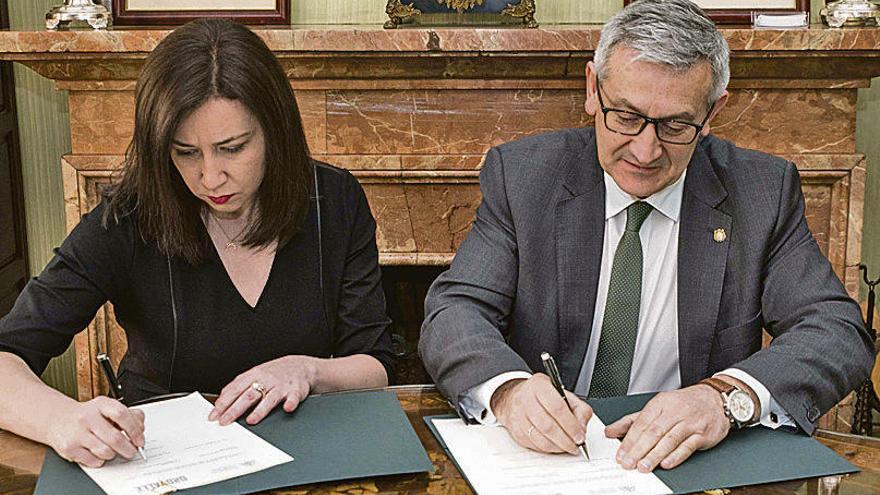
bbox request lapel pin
[713,228,727,243]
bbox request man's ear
[700,90,729,137]
[584,61,599,117]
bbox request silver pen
[541,352,590,461]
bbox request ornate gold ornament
[385,0,422,29]
[502,0,537,28]
[437,0,486,13]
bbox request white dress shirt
[461,171,794,429]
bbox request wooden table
[1,385,878,494]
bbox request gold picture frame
[385,0,538,29]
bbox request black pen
[540,352,590,461]
[97,353,147,461]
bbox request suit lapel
[677,143,731,387]
[556,136,605,390]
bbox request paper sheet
[432,414,672,495]
[81,392,293,495]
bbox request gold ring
[527,425,535,438]
[250,381,267,400]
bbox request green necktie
[588,201,653,398]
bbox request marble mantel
[0,26,876,431]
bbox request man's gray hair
[594,0,730,108]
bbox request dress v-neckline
[205,228,278,310]
[216,244,277,310]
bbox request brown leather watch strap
[699,377,760,427]
[699,377,736,395]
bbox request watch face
[728,390,755,423]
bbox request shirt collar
[603,169,686,223]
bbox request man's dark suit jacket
[419,127,874,433]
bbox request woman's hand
[47,396,145,468]
[208,355,318,426]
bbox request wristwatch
[699,377,758,429]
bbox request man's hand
[490,374,592,455]
[605,383,731,472]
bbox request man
[419,0,874,473]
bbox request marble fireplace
[0,25,877,431]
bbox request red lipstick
[208,195,233,205]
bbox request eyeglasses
[596,81,714,145]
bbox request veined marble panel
[295,90,327,155]
[802,172,851,282]
[712,89,856,154]
[327,88,855,156]
[69,91,134,155]
[365,184,417,254]
[68,87,858,157]
[69,90,328,155]
[327,89,592,155]
[3,27,880,54]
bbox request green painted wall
[858,81,880,300]
[9,0,75,397]
[8,0,880,397]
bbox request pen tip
[540,352,550,360]
[580,445,590,461]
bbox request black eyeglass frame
[595,80,716,145]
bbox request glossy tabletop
[1,385,878,494]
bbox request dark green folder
[35,390,432,494]
[426,393,858,495]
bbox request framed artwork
[385,0,538,29]
[112,0,290,26]
[623,0,809,25]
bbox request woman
[0,19,393,467]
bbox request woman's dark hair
[105,18,312,265]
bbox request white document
[432,414,672,495]
[81,392,293,495]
